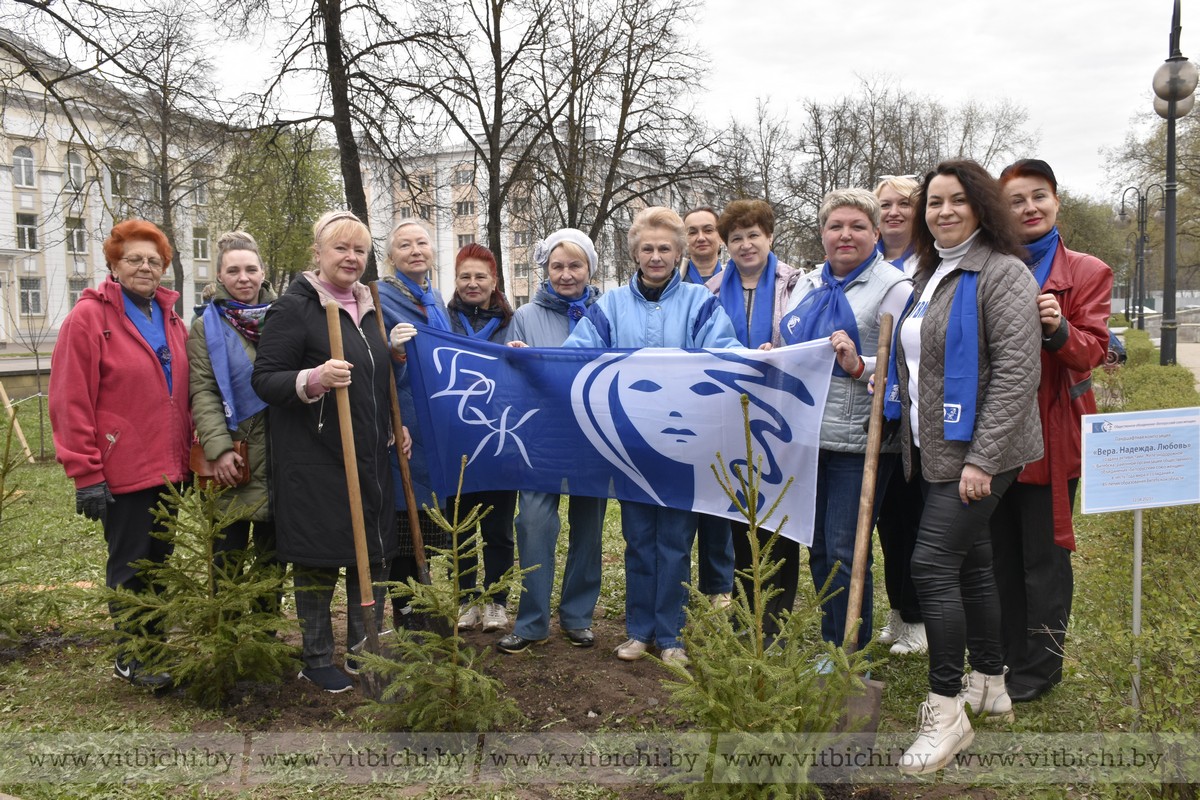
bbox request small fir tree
[665,396,872,798]
[106,481,296,706]
[366,456,528,732]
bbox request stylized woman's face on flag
[614,357,746,466]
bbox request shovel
[840,311,894,732]
[369,283,452,637]
[324,300,386,701]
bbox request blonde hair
[627,207,685,261]
[818,188,882,229]
[215,230,263,271]
[549,241,589,270]
[874,176,920,203]
[310,210,370,267]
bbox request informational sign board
[1081,407,1200,514]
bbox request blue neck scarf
[876,239,915,270]
[882,265,979,442]
[545,283,590,332]
[883,293,917,421]
[204,300,270,430]
[718,252,778,348]
[456,311,502,340]
[123,292,172,393]
[943,272,979,441]
[394,272,451,331]
[1024,226,1059,289]
[686,259,722,285]
[779,254,877,376]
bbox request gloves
[390,323,418,351]
[76,482,114,524]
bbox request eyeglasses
[121,255,165,269]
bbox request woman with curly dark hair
[887,160,1043,773]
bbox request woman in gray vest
[780,188,911,650]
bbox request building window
[455,169,473,186]
[110,158,129,197]
[66,150,85,189]
[15,214,37,250]
[419,174,432,188]
[516,260,529,278]
[69,277,89,306]
[65,217,87,253]
[457,234,475,249]
[456,201,475,217]
[194,281,207,307]
[12,146,34,188]
[419,204,432,220]
[512,196,531,215]
[193,171,208,205]
[513,230,531,246]
[19,278,43,315]
[193,226,209,260]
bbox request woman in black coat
[252,210,398,694]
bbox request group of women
[49,154,1111,775]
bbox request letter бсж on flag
[404,326,834,544]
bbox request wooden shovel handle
[325,300,376,608]
[844,312,894,654]
[369,283,432,575]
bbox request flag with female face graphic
[404,326,833,543]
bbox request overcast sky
[692,0,1185,200]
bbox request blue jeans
[512,490,606,640]
[808,450,893,649]
[620,501,697,650]
[695,514,734,595]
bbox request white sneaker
[615,638,648,661]
[481,603,509,632]
[661,647,689,666]
[457,603,481,630]
[960,669,1015,722]
[898,693,974,775]
[708,592,732,610]
[890,621,928,655]
[878,610,905,645]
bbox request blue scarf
[203,300,270,430]
[455,311,501,341]
[779,254,877,376]
[1024,226,1059,289]
[394,272,451,331]
[686,259,722,285]
[883,268,979,442]
[718,252,778,348]
[545,283,590,332]
[123,292,172,393]
[876,239,915,271]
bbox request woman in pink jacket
[50,219,192,689]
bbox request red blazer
[1017,241,1112,550]
[50,278,192,494]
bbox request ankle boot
[898,692,974,775]
[960,669,1015,722]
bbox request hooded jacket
[251,273,396,568]
[510,281,601,347]
[50,277,192,493]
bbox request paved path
[1174,342,1200,394]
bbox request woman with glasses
[50,219,193,690]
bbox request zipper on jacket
[357,320,389,560]
[317,395,326,435]
[103,430,120,458]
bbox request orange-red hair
[103,219,173,268]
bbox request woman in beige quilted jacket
[888,160,1043,775]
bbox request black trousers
[910,450,1018,698]
[104,484,179,639]
[457,489,517,605]
[989,480,1075,693]
[876,465,925,623]
[731,520,800,639]
[213,518,281,613]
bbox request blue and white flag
[406,327,834,544]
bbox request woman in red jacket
[992,159,1113,703]
[50,219,192,689]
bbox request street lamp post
[1152,0,1199,365]
[1118,186,1163,331]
